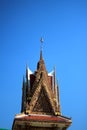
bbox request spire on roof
[53,66,56,93]
[57,80,61,115]
[21,75,26,113]
[36,37,46,71]
[40,49,43,60]
[26,64,28,79]
[40,37,44,60]
[53,67,61,115]
[54,67,58,103]
[23,75,25,85]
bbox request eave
[12,114,72,129]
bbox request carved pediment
[33,87,54,114]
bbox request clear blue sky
[0,0,87,129]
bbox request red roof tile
[16,115,71,123]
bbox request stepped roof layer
[12,114,72,128]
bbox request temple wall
[14,126,64,130]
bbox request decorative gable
[22,50,61,116]
[33,87,54,115]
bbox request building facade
[12,49,72,130]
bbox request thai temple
[12,40,72,130]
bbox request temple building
[12,44,72,130]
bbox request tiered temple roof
[12,48,72,130]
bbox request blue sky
[0,0,87,129]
